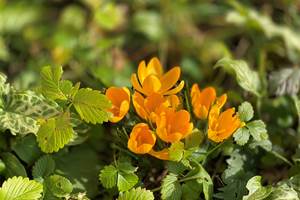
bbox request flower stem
[111,144,139,160]
[268,149,293,166]
[202,142,224,165]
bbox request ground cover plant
[1,0,300,199]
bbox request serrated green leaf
[169,141,185,162]
[0,90,60,135]
[233,127,250,146]
[117,172,139,192]
[247,120,267,141]
[73,88,111,124]
[243,176,273,200]
[47,174,73,197]
[238,102,254,122]
[1,152,27,178]
[161,173,182,200]
[37,112,74,153]
[32,155,55,179]
[167,161,188,174]
[12,134,42,164]
[0,176,43,200]
[117,187,154,200]
[99,165,118,189]
[215,58,261,96]
[40,66,67,100]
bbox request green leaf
[238,102,254,122]
[161,173,182,200]
[216,149,254,200]
[0,73,9,96]
[117,172,139,192]
[269,68,300,96]
[94,2,124,31]
[233,127,250,146]
[169,141,185,162]
[1,152,27,178]
[243,176,272,200]
[117,187,154,200]
[247,120,267,141]
[40,66,67,100]
[182,180,202,200]
[215,58,261,96]
[0,4,40,34]
[185,128,205,149]
[99,165,118,189]
[268,183,298,200]
[227,1,300,58]
[183,163,213,200]
[47,174,73,197]
[0,90,60,135]
[73,88,111,124]
[0,176,43,200]
[37,112,74,153]
[292,95,300,123]
[12,134,42,164]
[32,155,55,179]
[53,145,102,197]
[133,11,164,41]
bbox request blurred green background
[1,0,300,91]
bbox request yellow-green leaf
[73,88,111,124]
[37,112,73,153]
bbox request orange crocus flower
[131,57,184,96]
[208,94,243,143]
[128,123,156,154]
[105,87,130,123]
[127,123,169,160]
[190,84,216,119]
[156,108,193,143]
[132,92,180,122]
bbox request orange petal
[142,75,162,95]
[109,100,129,123]
[159,67,181,93]
[147,57,163,77]
[131,73,147,95]
[163,80,185,95]
[166,95,180,109]
[137,60,147,83]
[148,149,169,160]
[132,92,148,120]
[199,87,216,108]
[128,123,156,154]
[191,83,201,99]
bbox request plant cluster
[1,0,300,200]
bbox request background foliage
[1,0,300,199]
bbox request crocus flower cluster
[105,57,243,160]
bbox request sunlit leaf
[215,58,261,96]
[37,112,74,153]
[73,88,111,124]
[0,176,43,200]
